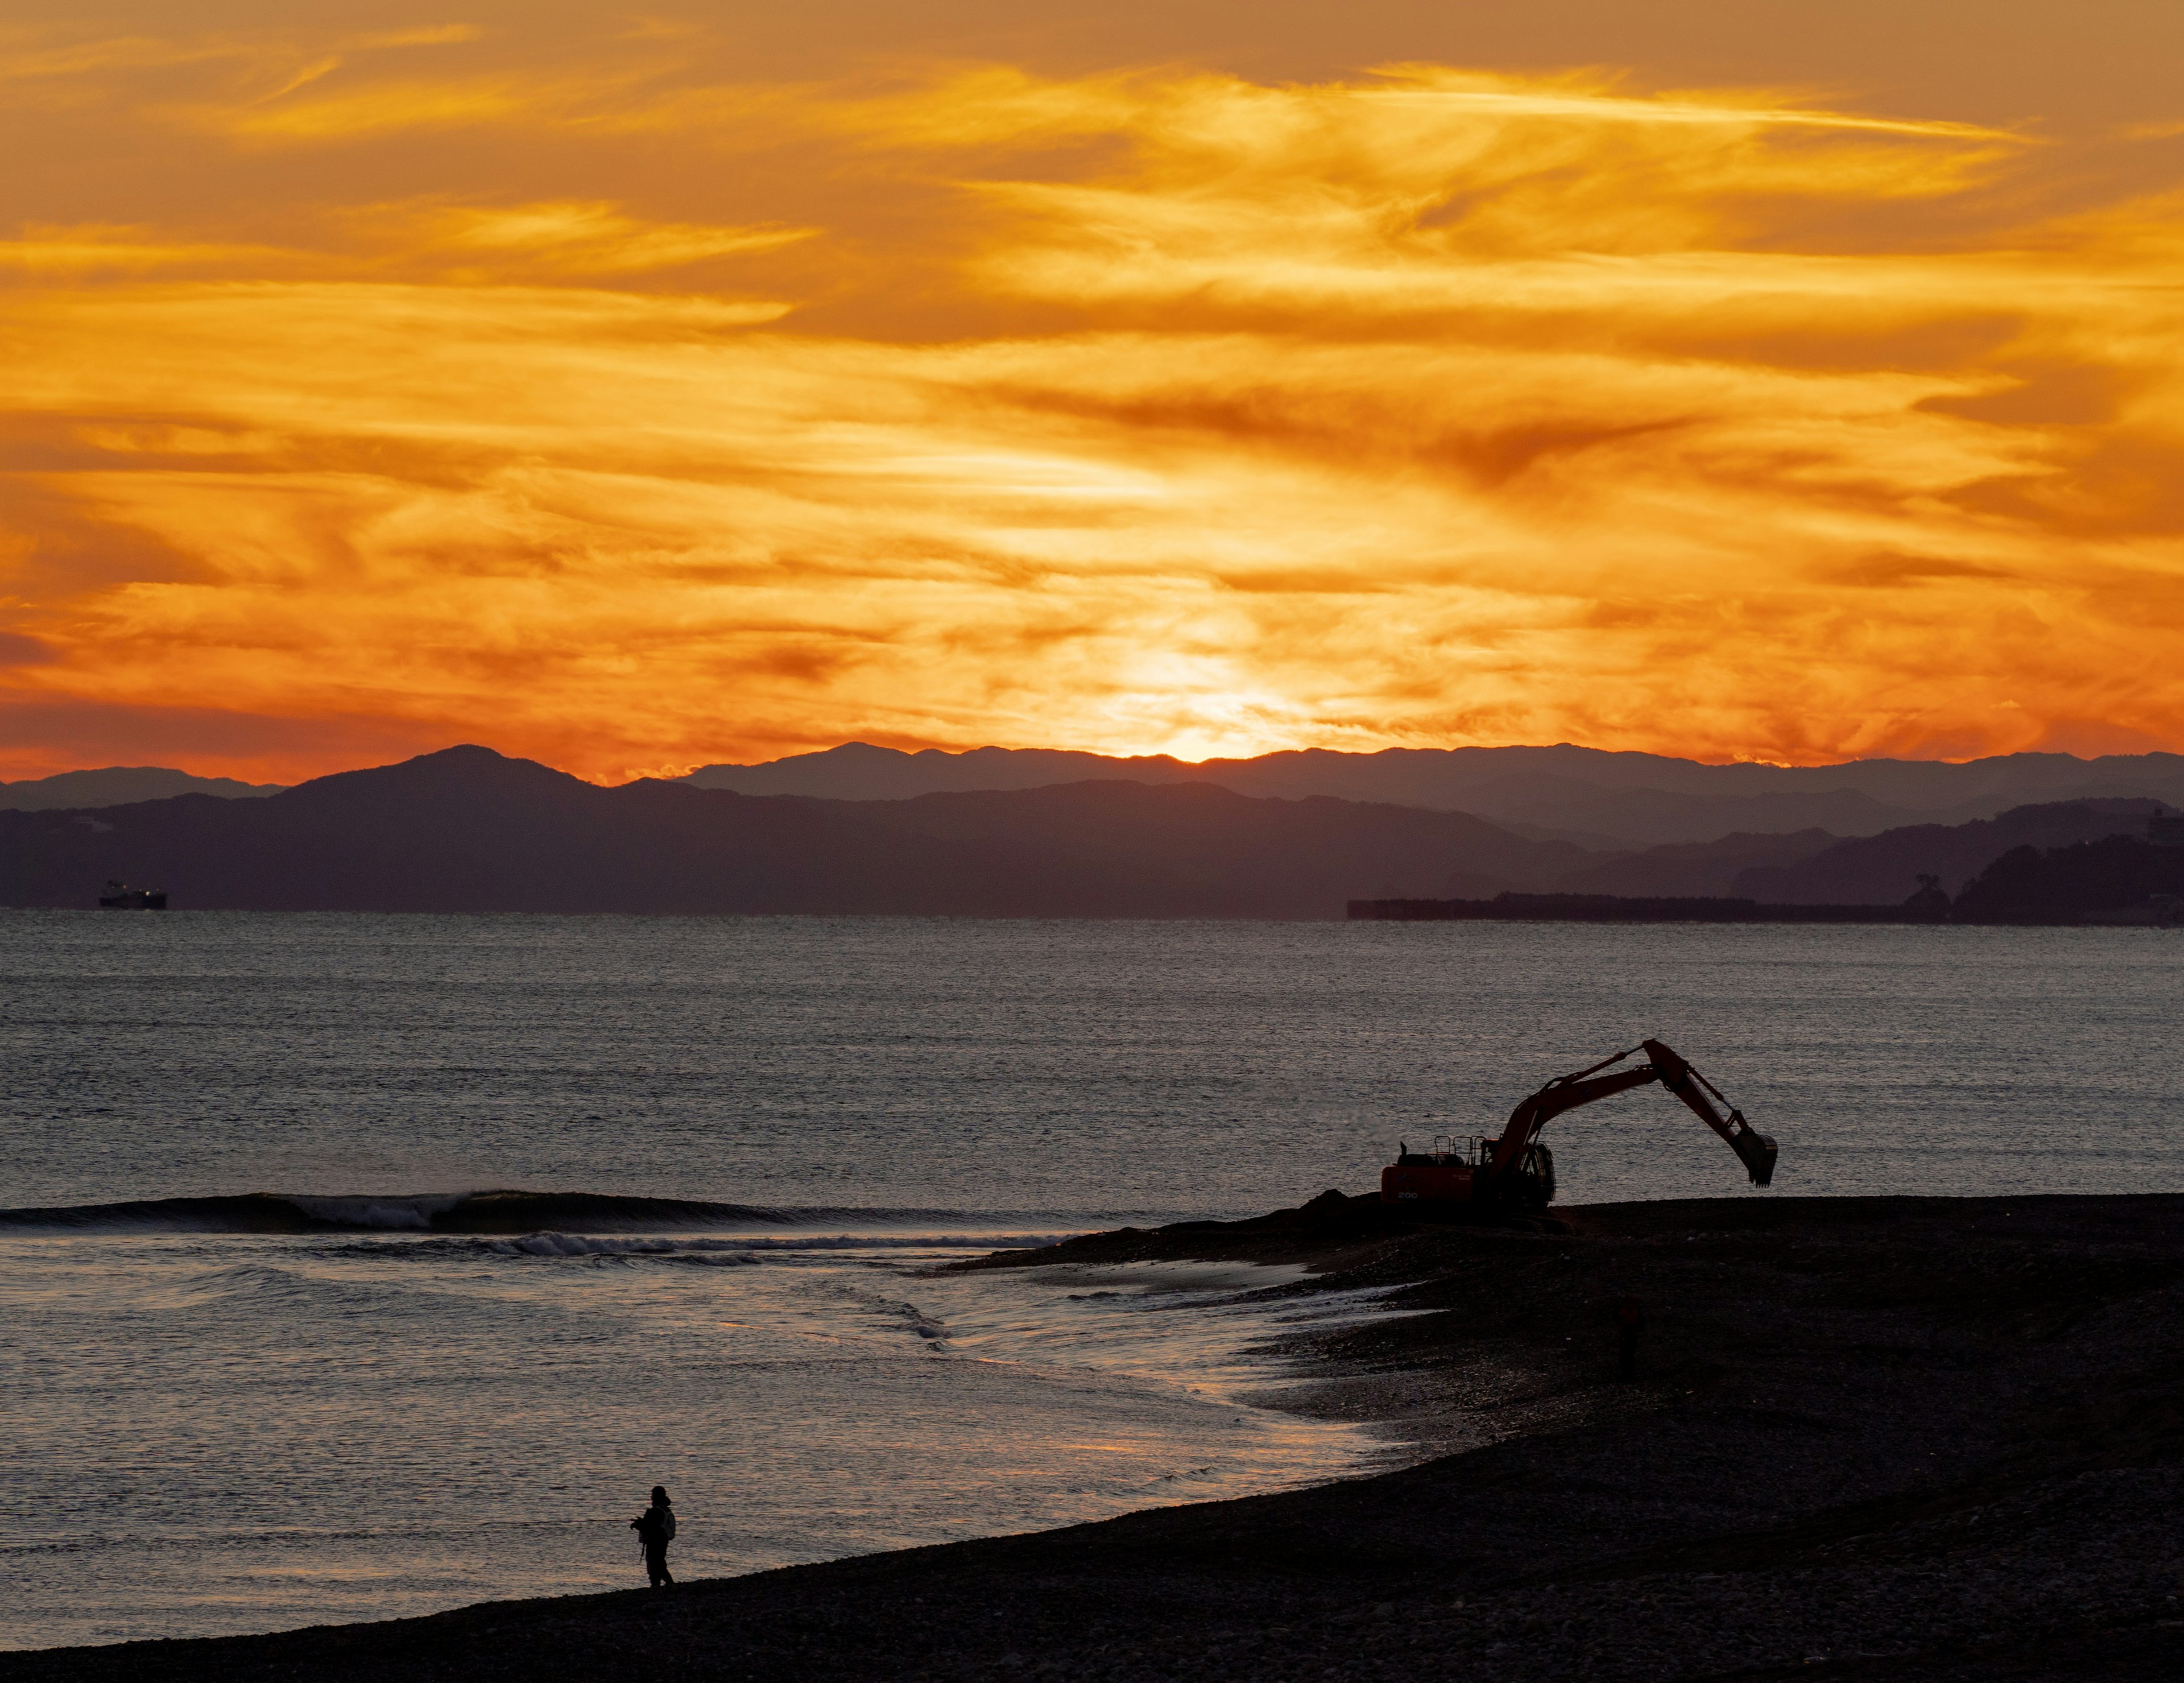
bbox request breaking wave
[0,1189,1070,1239]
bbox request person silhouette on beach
[631,1485,676,1586]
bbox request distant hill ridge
[1730,799,2176,903]
[1,744,2172,917]
[0,766,285,811]
[1358,816,2184,926]
[12,743,2184,847]
[680,742,2184,846]
[0,746,1597,916]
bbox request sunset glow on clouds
[6,6,2184,781]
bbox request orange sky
[6,3,2184,783]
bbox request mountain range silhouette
[3,744,2175,916]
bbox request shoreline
[7,1192,2181,1681]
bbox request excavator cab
[1385,1135,1556,1212]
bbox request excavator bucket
[1731,1128,1778,1187]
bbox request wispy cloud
[372,201,816,275]
[2,32,2182,780]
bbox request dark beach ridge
[9,1193,2181,1683]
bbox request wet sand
[8,1193,2181,1682]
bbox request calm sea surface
[4,912,2181,1649]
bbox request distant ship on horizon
[97,879,167,910]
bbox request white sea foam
[474,1231,1066,1259]
[485,1233,762,1259]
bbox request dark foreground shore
[9,1193,2181,1682]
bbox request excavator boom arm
[1483,1040,1778,1189]
[1491,1062,1659,1176]
[1641,1037,1778,1186]
[1643,1039,1738,1143]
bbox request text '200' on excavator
[1381,1039,1778,1213]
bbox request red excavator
[1381,1038,1776,1213]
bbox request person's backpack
[660,1509,676,1543]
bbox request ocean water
[4,912,2182,1651]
